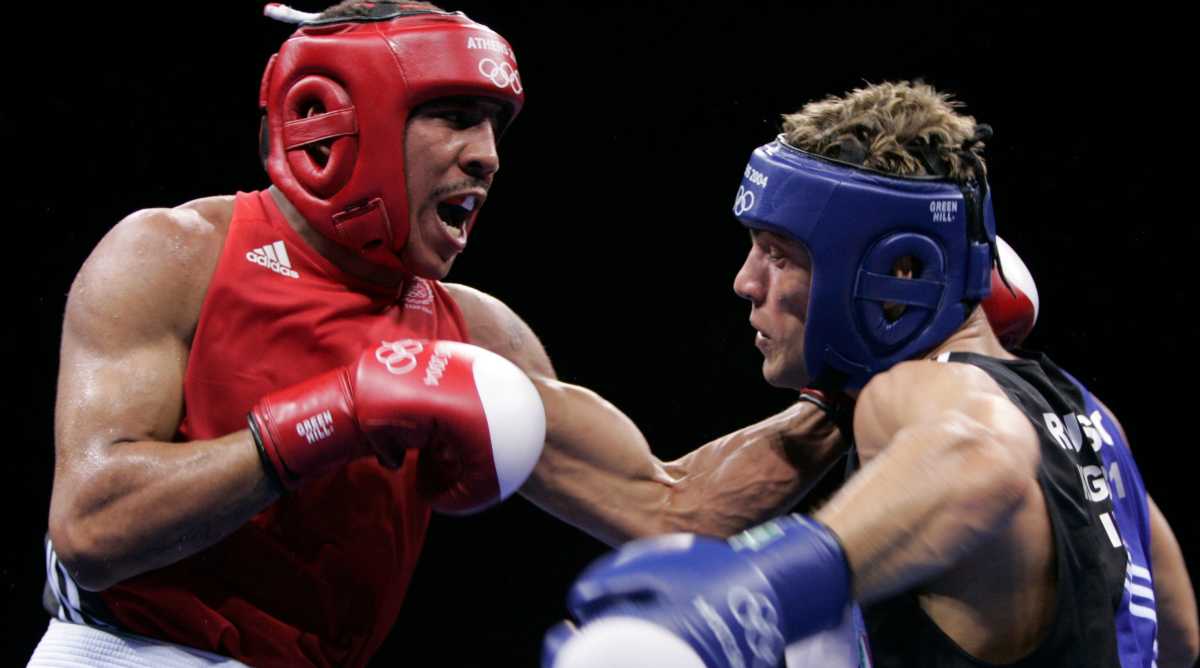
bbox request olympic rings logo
[728,587,784,664]
[733,185,756,216]
[375,339,424,375]
[478,58,523,94]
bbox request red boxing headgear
[259,6,525,268]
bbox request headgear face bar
[260,3,525,269]
[733,136,996,390]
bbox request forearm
[49,430,279,590]
[660,401,845,537]
[524,380,844,545]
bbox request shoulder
[442,282,509,323]
[442,282,555,377]
[854,359,1037,464]
[441,282,521,347]
[856,358,1008,428]
[89,195,233,271]
[177,194,237,233]
[67,196,234,341]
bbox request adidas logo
[246,240,300,279]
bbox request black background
[6,2,1195,666]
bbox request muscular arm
[814,361,1051,661]
[445,284,844,545]
[530,392,844,545]
[49,201,280,592]
[816,361,1041,602]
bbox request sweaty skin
[51,196,269,591]
[49,100,843,591]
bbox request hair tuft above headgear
[781,81,985,182]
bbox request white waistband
[27,618,250,668]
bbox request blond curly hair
[781,81,987,181]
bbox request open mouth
[435,194,478,239]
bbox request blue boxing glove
[542,515,852,668]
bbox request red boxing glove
[248,339,545,514]
[982,235,1040,348]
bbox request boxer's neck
[838,309,1014,400]
[927,307,1017,362]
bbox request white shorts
[27,618,250,668]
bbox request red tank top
[98,191,470,667]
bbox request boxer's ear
[882,255,921,322]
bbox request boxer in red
[30,4,834,665]
[30,5,1052,667]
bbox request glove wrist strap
[728,514,853,640]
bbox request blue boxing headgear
[733,136,996,390]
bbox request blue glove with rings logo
[542,515,853,668]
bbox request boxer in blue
[544,82,1199,668]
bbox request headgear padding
[260,7,525,268]
[733,137,996,390]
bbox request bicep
[57,309,187,458]
[55,212,207,471]
[445,283,680,542]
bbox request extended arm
[445,284,845,545]
[49,200,281,592]
[531,389,844,544]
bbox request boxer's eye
[449,110,488,129]
[434,110,473,129]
